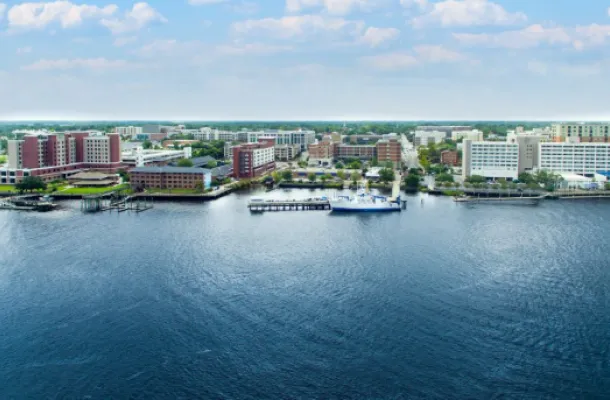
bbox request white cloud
[362,44,466,69]
[217,42,293,55]
[359,27,399,47]
[400,0,427,10]
[114,36,138,47]
[7,1,117,30]
[22,58,135,71]
[188,0,226,4]
[453,25,569,49]
[232,14,364,39]
[231,1,259,14]
[412,0,526,28]
[17,46,33,54]
[100,2,166,35]
[286,0,377,15]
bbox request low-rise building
[275,144,301,161]
[115,126,142,137]
[121,147,192,167]
[130,167,212,190]
[462,140,519,180]
[440,150,459,166]
[67,171,119,187]
[308,141,335,167]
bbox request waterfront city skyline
[1,0,610,121]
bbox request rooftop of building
[131,166,211,174]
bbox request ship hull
[329,201,401,212]
[331,206,401,212]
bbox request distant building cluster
[462,123,610,182]
[307,133,401,168]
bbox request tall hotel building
[539,143,610,175]
[462,140,519,180]
[1,132,121,184]
[232,139,275,179]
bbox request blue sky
[1,0,610,120]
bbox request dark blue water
[1,190,609,399]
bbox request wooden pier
[248,199,331,212]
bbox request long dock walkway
[248,198,330,212]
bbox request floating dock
[248,197,330,212]
[453,195,545,205]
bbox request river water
[1,190,609,399]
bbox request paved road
[401,134,420,169]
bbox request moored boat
[329,184,401,212]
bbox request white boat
[329,184,401,212]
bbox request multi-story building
[130,167,211,190]
[246,130,315,151]
[551,123,610,143]
[334,144,376,160]
[115,126,143,137]
[1,132,121,184]
[232,139,275,178]
[539,143,610,175]
[375,138,401,168]
[507,134,542,173]
[121,147,192,168]
[275,144,301,161]
[462,140,519,180]
[308,141,335,167]
[451,129,484,142]
[440,150,459,167]
[414,130,446,147]
[349,134,385,144]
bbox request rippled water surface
[1,190,609,399]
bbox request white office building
[115,126,143,137]
[462,140,519,180]
[451,129,484,142]
[414,130,446,147]
[538,143,610,175]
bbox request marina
[0,195,58,212]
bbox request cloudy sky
[0,0,609,121]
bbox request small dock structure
[248,196,330,212]
[81,189,153,213]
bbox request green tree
[117,169,130,182]
[206,160,218,169]
[605,183,610,191]
[142,140,153,150]
[336,170,346,180]
[335,161,345,169]
[379,167,395,183]
[308,172,317,182]
[371,157,379,167]
[348,160,362,170]
[320,174,332,183]
[194,181,204,193]
[466,175,486,184]
[16,176,47,193]
[177,158,194,167]
[173,141,180,149]
[435,173,454,183]
[518,172,534,184]
[271,171,281,183]
[405,174,420,189]
[281,170,293,181]
[350,172,360,183]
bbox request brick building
[375,138,401,168]
[232,139,275,178]
[440,150,460,166]
[1,132,122,184]
[130,167,212,190]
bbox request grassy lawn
[0,184,16,192]
[59,183,130,195]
